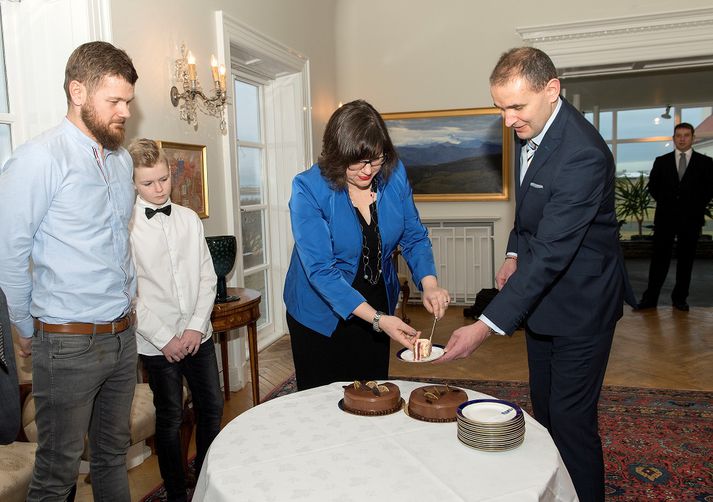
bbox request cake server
[428,316,438,342]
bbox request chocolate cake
[407,385,468,422]
[342,381,402,415]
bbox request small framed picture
[157,141,209,218]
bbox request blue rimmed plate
[457,399,523,424]
[396,344,445,363]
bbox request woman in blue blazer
[284,100,450,390]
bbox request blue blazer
[283,161,436,337]
[484,98,635,336]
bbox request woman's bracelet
[505,255,517,261]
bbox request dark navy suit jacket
[0,287,20,444]
[648,150,713,229]
[483,98,634,336]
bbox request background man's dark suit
[483,97,634,499]
[641,149,713,307]
[0,287,20,444]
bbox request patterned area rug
[264,375,713,501]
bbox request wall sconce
[170,44,228,134]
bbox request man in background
[636,123,713,311]
[440,47,634,502]
[0,287,20,445]
[0,41,138,501]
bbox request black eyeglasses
[348,155,386,171]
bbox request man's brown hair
[490,47,558,92]
[64,41,138,101]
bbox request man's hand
[161,336,187,363]
[495,258,517,290]
[437,321,491,362]
[17,337,32,358]
[181,329,203,356]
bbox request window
[586,103,713,238]
[234,78,270,329]
[0,7,14,167]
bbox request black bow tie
[145,205,172,219]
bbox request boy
[128,138,223,502]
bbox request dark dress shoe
[633,301,657,311]
[672,302,689,311]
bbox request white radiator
[401,220,495,306]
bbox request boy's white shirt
[129,195,217,356]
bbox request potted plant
[615,173,653,239]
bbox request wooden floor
[76,302,712,501]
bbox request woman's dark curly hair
[318,99,398,190]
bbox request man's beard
[81,103,125,150]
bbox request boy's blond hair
[128,138,168,169]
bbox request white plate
[396,344,445,363]
[460,401,519,424]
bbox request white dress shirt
[129,196,217,356]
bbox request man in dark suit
[440,47,633,502]
[0,287,20,444]
[636,123,713,311]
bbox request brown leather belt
[34,311,135,335]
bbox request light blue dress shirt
[0,118,136,338]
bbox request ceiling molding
[517,8,713,72]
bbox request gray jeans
[27,326,137,502]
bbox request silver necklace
[360,188,382,285]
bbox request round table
[193,380,577,501]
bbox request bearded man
[0,41,138,501]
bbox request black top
[353,203,388,309]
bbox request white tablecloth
[193,380,577,502]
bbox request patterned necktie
[145,205,172,219]
[678,152,687,180]
[0,320,7,372]
[520,140,539,184]
[526,140,538,167]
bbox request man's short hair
[64,41,138,102]
[674,122,695,136]
[128,138,168,170]
[490,47,558,92]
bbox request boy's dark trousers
[141,338,224,502]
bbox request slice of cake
[413,338,432,362]
[407,385,468,422]
[342,380,402,416]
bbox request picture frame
[382,107,511,201]
[157,141,209,218]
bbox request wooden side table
[210,287,261,405]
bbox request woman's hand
[420,275,451,320]
[378,314,421,350]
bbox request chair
[392,249,411,323]
[0,382,37,502]
[2,327,195,491]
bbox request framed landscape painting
[157,141,209,218]
[382,107,511,201]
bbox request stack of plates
[456,399,525,451]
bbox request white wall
[9,0,710,296]
[110,0,337,237]
[333,0,713,260]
